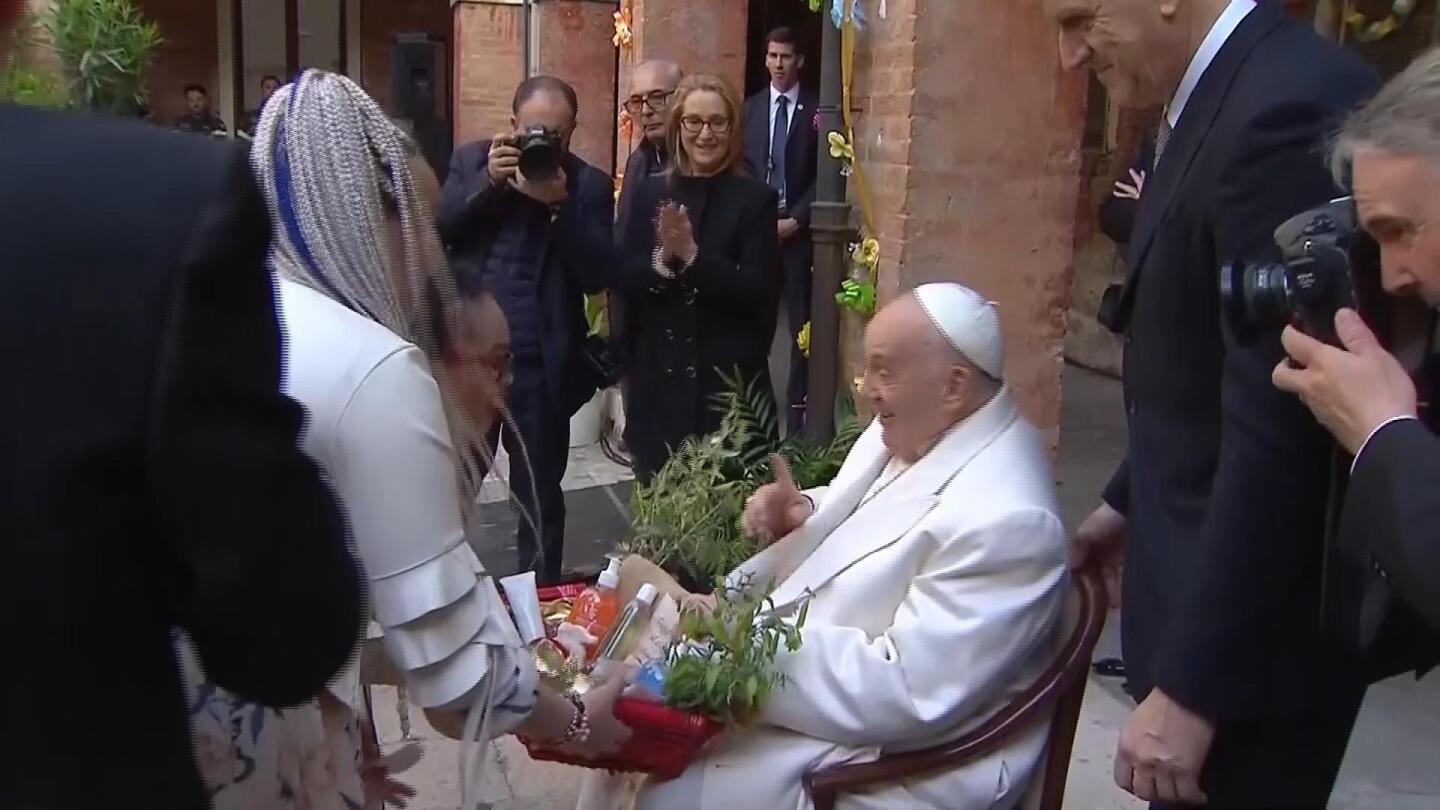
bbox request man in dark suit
[438,75,615,584]
[1048,0,1379,806]
[0,3,363,802]
[614,60,683,366]
[744,26,819,434]
[1273,48,1440,638]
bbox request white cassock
[578,386,1068,810]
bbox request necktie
[1153,113,1172,171]
[771,95,790,206]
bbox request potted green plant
[44,0,160,116]
[624,373,863,591]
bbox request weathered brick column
[452,1,526,149]
[850,0,1086,449]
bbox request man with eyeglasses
[614,61,684,378]
[744,27,819,434]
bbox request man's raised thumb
[1336,309,1380,356]
[770,454,797,492]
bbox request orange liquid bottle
[567,557,621,661]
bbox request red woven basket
[522,696,723,780]
[514,577,724,779]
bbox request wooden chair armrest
[806,568,1106,810]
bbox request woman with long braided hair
[180,70,629,810]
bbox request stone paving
[375,366,1439,809]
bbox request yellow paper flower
[796,321,812,358]
[827,131,854,163]
[613,10,634,48]
[851,237,880,272]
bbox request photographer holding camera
[1272,49,1440,637]
[438,76,615,584]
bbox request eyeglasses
[623,90,674,115]
[679,115,732,135]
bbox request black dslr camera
[510,126,563,182]
[1219,197,1381,347]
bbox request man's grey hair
[1330,47,1440,187]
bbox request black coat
[1099,3,1380,802]
[1336,418,1440,649]
[1098,133,1155,250]
[0,105,362,808]
[437,144,616,416]
[618,171,780,479]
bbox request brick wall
[536,0,618,174]
[619,0,748,173]
[138,0,219,124]
[851,0,1087,447]
[453,1,525,149]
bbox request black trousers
[490,356,570,584]
[1148,679,1365,810]
[780,234,813,434]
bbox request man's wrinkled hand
[1115,689,1214,806]
[1071,501,1126,608]
[1272,309,1417,455]
[510,166,569,206]
[742,455,812,546]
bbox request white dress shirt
[1166,0,1257,130]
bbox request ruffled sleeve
[332,346,536,734]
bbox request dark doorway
[745,0,824,100]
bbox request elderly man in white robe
[580,283,1068,810]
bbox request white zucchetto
[911,283,1004,379]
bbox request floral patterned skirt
[176,633,371,810]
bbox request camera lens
[1219,260,1292,341]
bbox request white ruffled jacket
[277,278,536,729]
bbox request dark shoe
[1092,657,1127,678]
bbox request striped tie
[1153,113,1172,171]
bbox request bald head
[630,60,683,146]
[862,291,1002,462]
[634,60,682,88]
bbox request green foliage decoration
[45,0,161,115]
[663,575,808,725]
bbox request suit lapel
[1116,2,1284,329]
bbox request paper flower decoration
[796,321,812,358]
[836,278,877,318]
[827,131,854,163]
[613,9,634,49]
[851,237,880,272]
